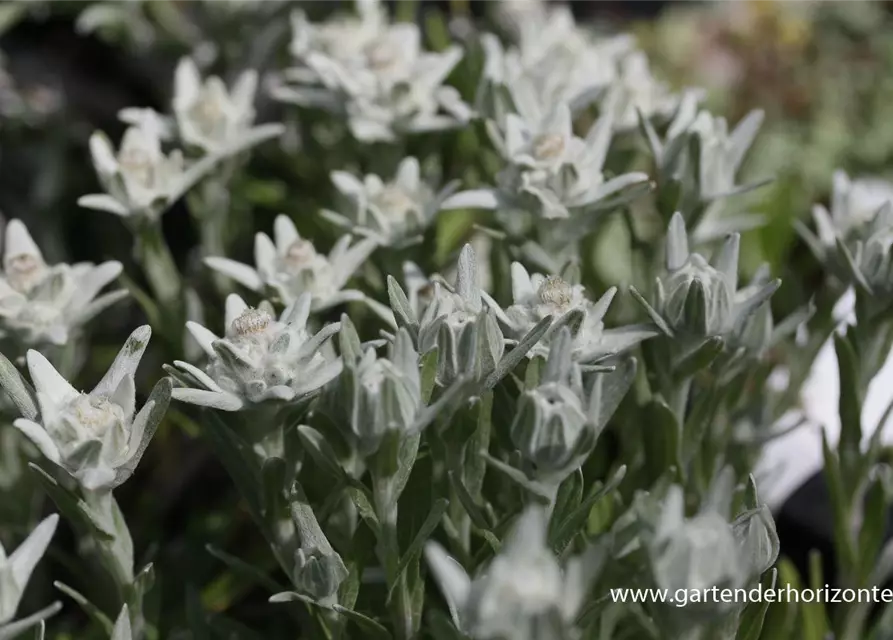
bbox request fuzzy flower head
[605,50,679,131]
[0,514,59,627]
[173,57,282,155]
[12,326,170,492]
[170,293,342,411]
[425,506,596,640]
[205,215,376,312]
[274,0,471,142]
[491,263,656,364]
[82,125,187,220]
[325,157,458,248]
[0,219,125,346]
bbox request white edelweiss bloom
[12,326,170,492]
[425,506,596,640]
[688,108,765,200]
[0,219,126,346]
[80,125,187,220]
[204,214,377,312]
[171,293,343,411]
[173,57,283,155]
[447,107,649,223]
[0,513,60,627]
[274,0,471,142]
[605,50,680,131]
[811,170,893,246]
[488,262,656,364]
[117,107,175,142]
[324,157,459,247]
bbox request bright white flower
[12,326,170,492]
[273,0,471,142]
[446,106,649,223]
[80,125,188,220]
[425,506,595,640]
[173,57,283,155]
[204,214,376,312]
[0,219,125,346]
[324,157,458,247]
[605,51,680,131]
[489,263,656,363]
[0,514,59,628]
[170,293,342,411]
[811,171,893,246]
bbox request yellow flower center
[533,134,565,161]
[231,308,273,336]
[537,276,574,311]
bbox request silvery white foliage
[834,202,893,295]
[110,606,131,640]
[808,170,893,248]
[0,219,125,346]
[0,514,58,628]
[445,105,649,222]
[171,293,342,411]
[10,326,170,492]
[172,57,284,155]
[510,328,636,485]
[288,486,349,603]
[425,506,597,640]
[648,484,778,600]
[488,262,656,363]
[273,0,471,142]
[205,214,376,312]
[633,213,780,339]
[81,125,187,220]
[325,317,421,456]
[324,157,459,248]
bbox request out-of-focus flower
[324,157,459,248]
[10,326,170,491]
[425,506,598,640]
[173,57,283,155]
[810,171,893,247]
[205,214,377,312]
[170,293,342,411]
[272,0,471,142]
[0,219,125,346]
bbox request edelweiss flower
[273,0,471,142]
[12,326,170,491]
[204,215,376,312]
[446,104,649,224]
[689,108,765,200]
[488,262,656,363]
[810,171,893,247]
[425,506,596,640]
[0,513,60,631]
[170,293,342,411]
[324,156,459,247]
[173,57,283,155]
[605,50,680,130]
[80,125,193,220]
[0,219,125,346]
